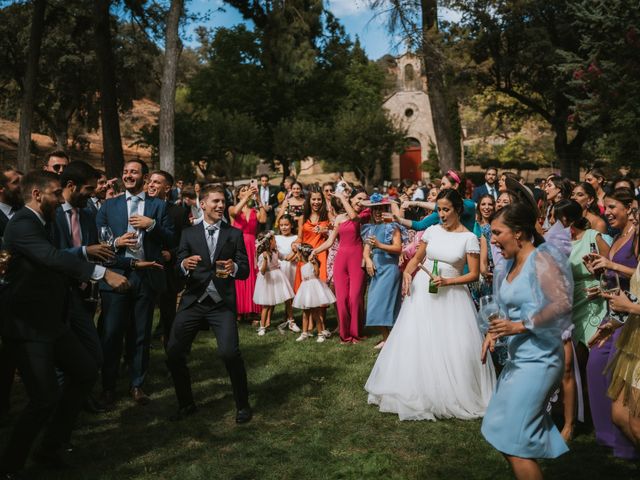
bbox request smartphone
[250,179,257,188]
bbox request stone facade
[382,53,438,180]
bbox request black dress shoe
[169,403,197,421]
[32,448,72,470]
[1,472,31,480]
[83,396,107,414]
[235,407,253,424]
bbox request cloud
[327,0,370,17]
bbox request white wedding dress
[365,225,496,421]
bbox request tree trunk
[93,0,125,178]
[553,122,584,181]
[17,0,47,172]
[159,0,184,175]
[420,0,459,173]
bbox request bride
[365,189,496,421]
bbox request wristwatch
[131,259,139,270]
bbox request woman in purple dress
[586,188,638,459]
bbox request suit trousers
[0,328,97,472]
[157,267,182,349]
[0,340,14,414]
[100,270,156,391]
[56,288,102,385]
[166,297,249,410]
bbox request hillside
[0,99,158,169]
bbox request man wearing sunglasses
[43,150,69,175]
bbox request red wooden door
[400,146,422,181]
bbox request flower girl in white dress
[292,243,336,343]
[253,231,294,336]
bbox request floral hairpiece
[369,192,384,204]
[255,230,274,249]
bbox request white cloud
[327,0,370,17]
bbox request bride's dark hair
[491,203,545,247]
[435,189,464,216]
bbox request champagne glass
[600,272,620,296]
[129,229,144,254]
[99,226,116,266]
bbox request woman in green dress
[552,199,610,441]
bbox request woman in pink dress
[312,187,370,343]
[229,184,266,320]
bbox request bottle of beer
[428,260,439,294]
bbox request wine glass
[600,272,620,296]
[129,230,144,255]
[99,226,116,266]
[479,294,507,347]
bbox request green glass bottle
[428,259,439,294]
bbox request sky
[185,0,458,60]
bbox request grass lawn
[3,307,638,479]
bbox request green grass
[3,308,638,479]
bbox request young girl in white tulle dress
[292,243,336,343]
[275,215,300,333]
[253,231,295,336]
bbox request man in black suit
[166,184,252,423]
[258,174,278,231]
[471,167,499,203]
[0,171,128,477]
[147,170,190,348]
[0,166,22,424]
[51,162,115,414]
[87,170,108,215]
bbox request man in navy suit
[96,159,174,406]
[472,167,499,203]
[51,162,115,413]
[166,184,252,423]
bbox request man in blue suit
[51,162,114,414]
[96,159,174,407]
[471,167,499,203]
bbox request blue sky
[185,1,458,60]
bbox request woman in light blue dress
[481,203,573,478]
[361,194,404,349]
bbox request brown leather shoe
[130,387,150,406]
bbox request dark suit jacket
[96,193,174,291]
[0,209,9,245]
[472,183,497,203]
[0,208,95,341]
[52,205,99,258]
[166,203,190,257]
[177,221,249,314]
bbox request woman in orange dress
[293,186,330,338]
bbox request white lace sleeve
[465,233,480,255]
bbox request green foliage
[560,0,640,166]
[0,0,161,147]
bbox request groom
[166,184,252,423]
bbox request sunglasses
[324,189,334,193]
[52,164,65,172]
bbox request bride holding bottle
[365,189,496,421]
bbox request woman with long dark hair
[543,176,573,231]
[481,202,573,478]
[571,182,607,234]
[293,186,331,340]
[366,189,495,420]
[585,188,639,459]
[585,168,607,215]
[312,187,369,344]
